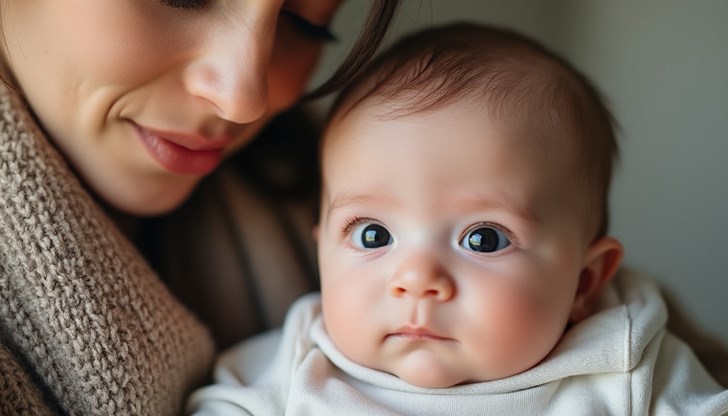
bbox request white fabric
[187,271,728,415]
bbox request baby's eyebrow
[327,193,378,213]
[325,191,393,219]
[452,196,542,225]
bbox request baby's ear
[569,237,624,323]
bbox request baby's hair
[328,22,618,240]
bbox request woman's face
[0,0,342,214]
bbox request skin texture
[0,0,342,214]
[317,98,623,388]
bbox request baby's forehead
[327,92,580,173]
[328,88,580,154]
[321,100,594,238]
[324,95,592,209]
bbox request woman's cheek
[268,34,325,109]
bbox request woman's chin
[98,176,200,217]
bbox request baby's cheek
[321,292,371,364]
[471,283,569,377]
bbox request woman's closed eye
[459,224,512,253]
[280,10,337,42]
[158,1,336,42]
[160,0,207,11]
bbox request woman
[0,1,399,414]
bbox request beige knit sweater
[0,85,214,413]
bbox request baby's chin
[396,371,468,389]
[383,351,479,389]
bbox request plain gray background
[307,0,728,345]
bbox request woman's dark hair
[304,0,401,100]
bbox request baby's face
[317,99,594,388]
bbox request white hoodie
[188,271,728,415]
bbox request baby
[188,23,728,415]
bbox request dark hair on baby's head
[329,22,618,240]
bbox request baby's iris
[352,223,392,249]
[461,226,511,253]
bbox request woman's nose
[183,9,277,124]
[388,255,455,302]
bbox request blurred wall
[307,0,728,344]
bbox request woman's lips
[131,122,227,175]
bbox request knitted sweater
[0,85,215,414]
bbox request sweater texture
[0,85,215,414]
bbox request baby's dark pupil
[468,228,498,252]
[362,224,390,249]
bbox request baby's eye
[460,226,511,253]
[351,223,393,249]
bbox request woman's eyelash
[161,0,207,10]
[281,11,337,42]
[158,3,336,42]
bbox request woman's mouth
[131,122,228,175]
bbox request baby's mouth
[387,326,452,341]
